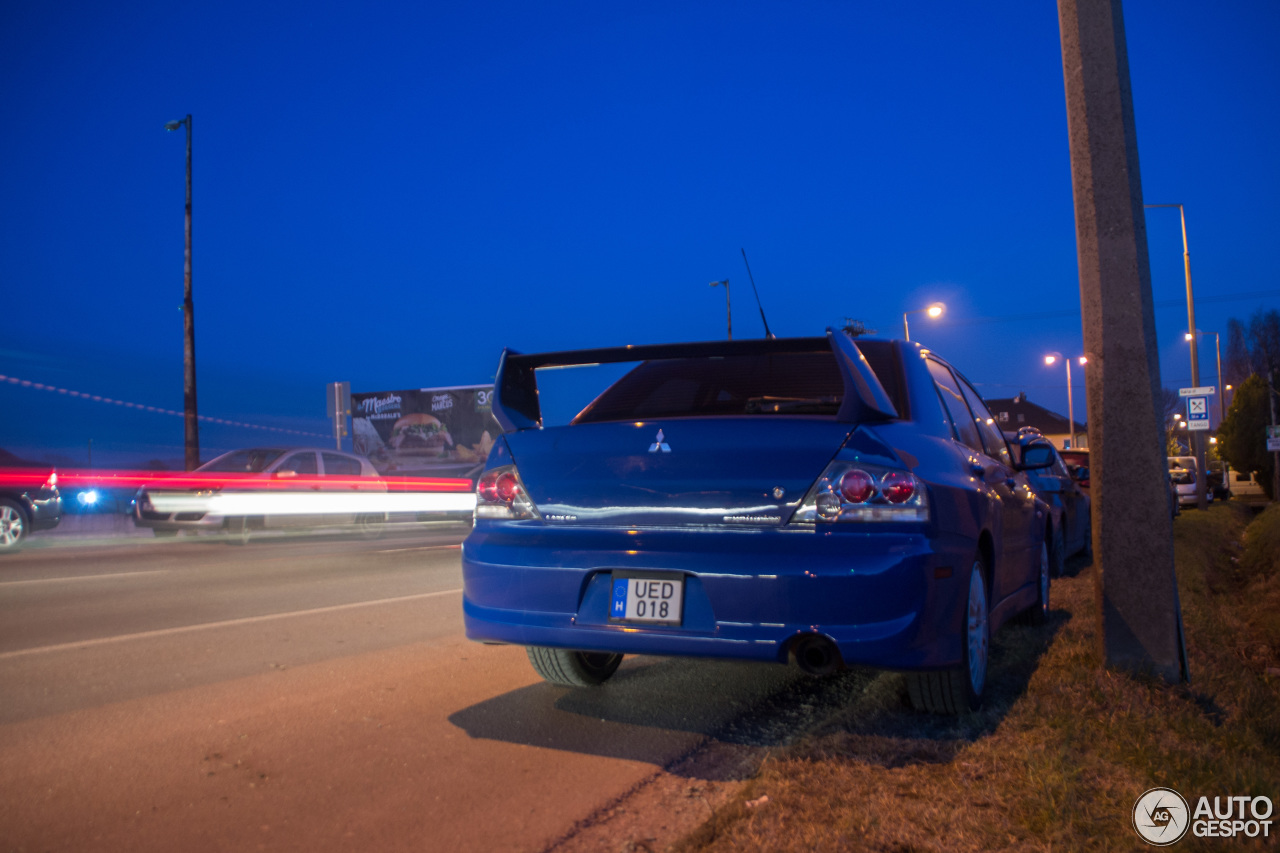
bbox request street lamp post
[165,114,198,471]
[1185,329,1224,422]
[709,280,731,340]
[902,302,945,342]
[1045,353,1087,449]
[1146,203,1206,510]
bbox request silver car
[132,447,385,538]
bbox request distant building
[986,392,1088,449]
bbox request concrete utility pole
[1057,0,1188,681]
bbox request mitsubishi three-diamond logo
[648,429,671,453]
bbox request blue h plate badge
[611,578,628,618]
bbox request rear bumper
[461,522,976,671]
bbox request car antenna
[740,248,775,339]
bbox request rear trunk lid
[505,417,854,527]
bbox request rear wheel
[526,647,624,687]
[0,499,28,550]
[355,513,386,540]
[1021,539,1051,626]
[225,517,252,545]
[1049,525,1066,578]
[906,557,988,715]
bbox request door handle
[1005,477,1016,489]
[969,462,985,478]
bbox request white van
[1227,469,1267,498]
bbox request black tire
[526,647,624,687]
[1021,539,1051,626]
[152,529,178,538]
[0,498,28,550]
[355,513,386,540]
[1049,524,1066,578]
[906,556,988,715]
[225,517,251,545]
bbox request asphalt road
[0,525,846,852]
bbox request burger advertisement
[350,385,500,479]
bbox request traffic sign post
[1178,386,1216,397]
[1267,425,1280,453]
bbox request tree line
[1217,308,1280,499]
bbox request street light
[709,280,731,340]
[902,302,945,341]
[1146,202,1206,509]
[166,114,198,470]
[1184,329,1225,422]
[1044,353,1087,449]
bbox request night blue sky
[3,0,1278,466]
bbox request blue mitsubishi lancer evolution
[461,329,1056,714]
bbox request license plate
[608,572,684,625]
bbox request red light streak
[0,468,475,493]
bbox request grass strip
[673,503,1280,852]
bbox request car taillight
[838,470,876,503]
[475,465,540,520]
[792,460,928,523]
[880,471,916,504]
[45,470,57,489]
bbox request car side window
[955,378,1012,466]
[280,452,317,475]
[322,453,362,476]
[926,359,983,453]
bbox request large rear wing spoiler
[491,328,899,432]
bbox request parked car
[462,331,1057,715]
[1007,430,1090,576]
[1063,448,1179,518]
[132,447,385,539]
[0,450,62,551]
[1168,457,1215,508]
[1205,460,1230,500]
[1170,465,1214,508]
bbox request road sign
[1268,425,1280,452]
[1186,396,1209,420]
[1179,386,1216,397]
[1187,419,1210,432]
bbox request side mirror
[1018,439,1056,471]
[1073,466,1089,482]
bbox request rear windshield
[572,351,851,423]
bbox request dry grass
[673,503,1280,852]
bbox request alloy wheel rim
[0,507,21,546]
[967,565,988,695]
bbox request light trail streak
[145,489,476,515]
[0,468,476,493]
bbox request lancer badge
[648,429,671,453]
